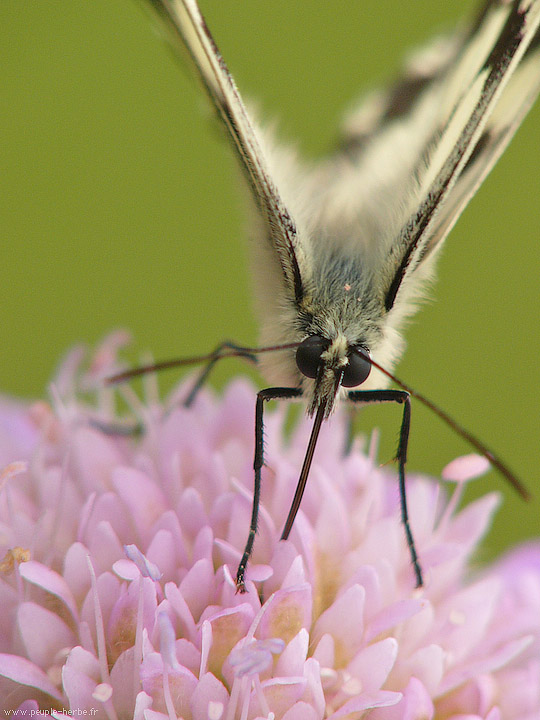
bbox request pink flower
[0,334,539,719]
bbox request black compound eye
[296,335,328,379]
[342,348,371,387]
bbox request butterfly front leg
[236,386,302,593]
[347,389,422,588]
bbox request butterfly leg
[236,386,302,593]
[183,340,258,407]
[347,389,423,587]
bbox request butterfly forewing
[146,0,306,308]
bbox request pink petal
[275,629,309,677]
[0,654,63,702]
[244,563,274,583]
[17,602,76,668]
[157,611,181,670]
[281,555,307,588]
[404,644,445,694]
[86,329,132,379]
[251,676,307,718]
[19,560,79,622]
[497,542,540,578]
[175,639,201,676]
[440,635,534,695]
[0,461,28,486]
[112,467,166,540]
[62,662,101,712]
[165,582,197,642]
[407,480,441,538]
[312,633,335,668]
[347,637,398,692]
[314,585,366,662]
[81,571,121,634]
[140,656,197,717]
[442,454,491,483]
[282,701,320,720]
[84,495,130,555]
[265,541,303,593]
[177,487,209,536]
[303,657,326,718]
[0,396,38,464]
[446,494,501,552]
[327,690,403,718]
[204,605,254,677]
[314,470,351,555]
[151,510,189,567]
[179,558,215,621]
[190,672,229,720]
[142,711,169,720]
[401,677,434,720]
[258,585,313,646]
[64,646,100,678]
[193,525,214,563]
[438,578,501,660]
[71,425,125,493]
[349,565,383,620]
[63,542,92,602]
[133,690,153,720]
[366,599,425,643]
[52,344,86,395]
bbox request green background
[2,0,540,561]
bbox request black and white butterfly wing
[385,0,540,303]
[313,0,540,323]
[290,0,540,387]
[145,0,310,311]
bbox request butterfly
[124,0,540,589]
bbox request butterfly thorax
[295,267,385,416]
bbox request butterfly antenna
[366,353,530,501]
[106,342,301,385]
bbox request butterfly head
[296,334,371,417]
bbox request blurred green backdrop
[2,0,539,560]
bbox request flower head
[0,334,539,719]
